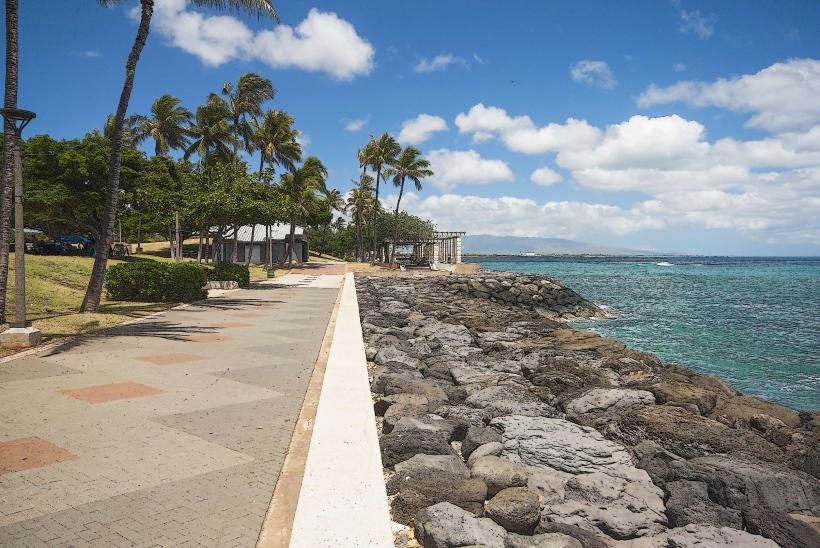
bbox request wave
[656,261,674,266]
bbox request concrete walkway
[0,266,343,547]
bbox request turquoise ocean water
[466,256,820,411]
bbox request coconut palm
[366,133,400,263]
[346,174,375,261]
[184,96,237,162]
[222,72,275,156]
[250,109,301,178]
[132,94,193,157]
[279,157,328,266]
[81,0,277,313]
[384,146,433,264]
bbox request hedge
[105,262,208,302]
[208,262,250,287]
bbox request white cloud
[396,192,665,239]
[426,149,514,189]
[530,167,562,187]
[473,53,485,64]
[72,50,101,58]
[144,1,374,80]
[674,1,716,39]
[397,114,448,144]
[570,60,617,89]
[344,118,367,132]
[296,133,311,148]
[673,63,687,72]
[455,103,601,153]
[637,58,820,132]
[414,53,467,73]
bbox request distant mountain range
[462,234,656,256]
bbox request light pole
[0,107,40,347]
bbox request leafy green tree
[384,146,433,264]
[279,156,328,266]
[83,0,278,312]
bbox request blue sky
[8,0,820,255]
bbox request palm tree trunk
[196,228,203,263]
[81,0,153,312]
[286,219,296,267]
[245,225,255,266]
[0,0,19,324]
[231,224,239,262]
[371,165,381,264]
[390,177,406,266]
[174,210,181,262]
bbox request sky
[6,0,820,255]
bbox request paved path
[0,266,343,547]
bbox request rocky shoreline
[357,271,820,548]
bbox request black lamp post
[1,107,38,334]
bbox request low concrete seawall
[289,273,393,547]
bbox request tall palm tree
[384,146,433,265]
[346,174,374,262]
[82,0,277,313]
[367,133,400,263]
[185,97,236,162]
[0,0,20,323]
[132,94,193,157]
[222,72,275,157]
[280,157,328,266]
[250,109,301,177]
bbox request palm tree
[346,174,374,262]
[384,146,433,265]
[132,94,193,157]
[0,0,20,323]
[280,157,328,266]
[367,133,400,263]
[185,97,236,163]
[250,109,301,177]
[222,72,275,157]
[82,0,277,313]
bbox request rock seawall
[357,272,820,548]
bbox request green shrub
[105,262,169,302]
[208,262,250,287]
[105,261,208,302]
[165,263,208,302]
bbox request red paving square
[183,334,235,343]
[135,352,209,366]
[60,382,165,404]
[0,437,77,475]
[211,322,252,329]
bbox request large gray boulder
[388,465,487,525]
[381,419,453,466]
[504,532,582,548]
[471,455,531,496]
[467,385,558,418]
[491,415,634,475]
[613,524,779,547]
[564,388,655,416]
[467,442,503,467]
[394,453,470,479]
[415,502,507,548]
[485,487,540,534]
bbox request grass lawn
[0,254,175,358]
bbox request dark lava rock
[665,480,742,528]
[484,487,540,534]
[381,421,453,467]
[462,426,502,459]
[435,405,493,427]
[603,405,784,462]
[388,465,487,526]
[534,522,609,548]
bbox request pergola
[386,231,465,268]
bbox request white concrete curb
[289,273,393,547]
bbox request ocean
[466,256,820,411]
